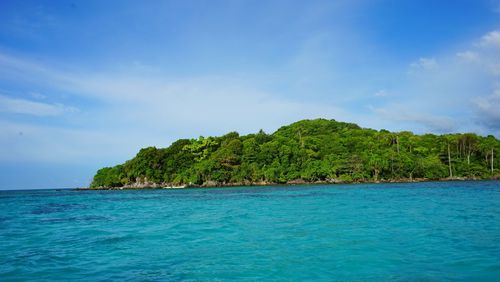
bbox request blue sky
[1,0,499,189]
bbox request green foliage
[182,136,219,161]
[90,119,500,188]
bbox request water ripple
[0,181,499,281]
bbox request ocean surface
[0,181,499,281]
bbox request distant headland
[89,119,499,189]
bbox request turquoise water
[1,181,499,281]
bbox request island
[90,119,499,189]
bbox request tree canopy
[90,119,500,188]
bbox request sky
[0,0,500,189]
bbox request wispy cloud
[456,51,479,62]
[371,29,500,136]
[409,57,438,71]
[374,89,388,97]
[0,119,139,164]
[479,30,500,48]
[0,51,357,164]
[1,27,500,167]
[474,90,500,130]
[370,105,457,133]
[0,53,80,96]
[0,95,77,116]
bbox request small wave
[41,215,109,224]
[31,203,87,215]
[95,234,135,245]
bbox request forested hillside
[90,119,499,188]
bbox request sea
[0,181,499,281]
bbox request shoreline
[78,176,499,191]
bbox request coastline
[89,119,499,191]
[79,176,499,190]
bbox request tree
[90,119,500,188]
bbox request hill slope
[90,119,500,188]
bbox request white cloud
[0,52,357,163]
[456,51,479,62]
[371,105,457,133]
[2,27,500,167]
[374,89,388,97]
[0,53,79,93]
[364,28,500,136]
[480,30,500,48]
[410,57,438,71]
[474,90,500,130]
[0,120,142,163]
[386,29,500,136]
[0,95,77,116]
[30,92,46,100]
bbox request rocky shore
[81,176,497,190]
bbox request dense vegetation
[90,119,500,188]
